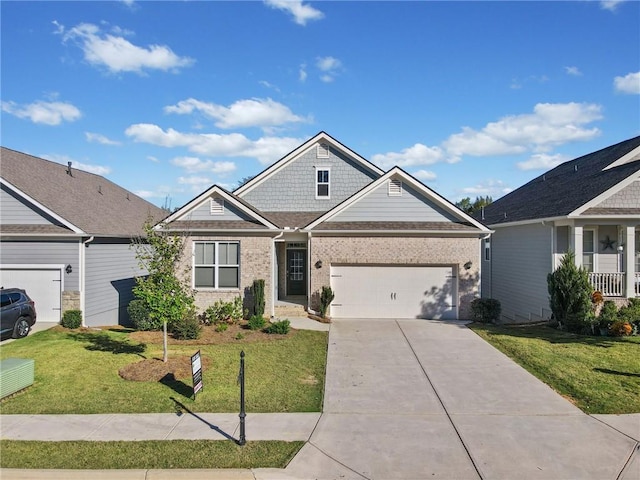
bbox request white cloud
[171,156,236,174]
[517,153,570,171]
[60,22,194,74]
[299,64,308,82]
[41,153,111,175]
[147,155,159,162]
[264,0,324,25]
[125,123,302,164]
[1,100,81,125]
[85,132,121,145]
[316,56,342,82]
[412,170,437,181]
[177,176,214,193]
[614,71,640,94]
[600,0,626,11]
[164,97,308,129]
[460,180,513,198]
[565,66,582,76]
[444,102,602,160]
[372,143,444,170]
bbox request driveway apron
[285,319,639,480]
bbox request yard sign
[191,350,203,398]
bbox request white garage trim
[0,264,65,323]
[330,264,458,319]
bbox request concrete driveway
[283,319,639,480]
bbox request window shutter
[388,179,402,196]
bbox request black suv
[0,288,37,339]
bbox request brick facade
[177,234,274,316]
[309,235,481,319]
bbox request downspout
[271,230,285,319]
[307,230,313,314]
[80,236,94,327]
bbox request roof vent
[543,174,546,181]
[504,212,507,219]
[98,185,102,195]
[574,164,578,172]
[66,162,73,176]
[481,206,485,220]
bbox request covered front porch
[554,221,639,298]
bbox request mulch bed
[119,356,213,382]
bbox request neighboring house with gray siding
[0,147,166,327]
[477,136,640,323]
[160,132,491,320]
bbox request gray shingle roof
[477,136,640,226]
[1,147,166,237]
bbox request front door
[286,249,307,295]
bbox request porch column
[625,225,636,298]
[572,225,583,267]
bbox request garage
[0,267,62,323]
[330,265,457,319]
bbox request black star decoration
[600,235,616,251]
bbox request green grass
[0,440,303,469]
[469,323,640,414]
[0,327,328,414]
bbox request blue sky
[2,0,639,210]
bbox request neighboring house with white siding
[160,132,491,320]
[0,147,166,327]
[476,136,640,323]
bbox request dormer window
[210,197,224,215]
[317,143,330,158]
[316,168,330,198]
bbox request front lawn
[0,325,328,414]
[0,440,303,469]
[469,323,640,414]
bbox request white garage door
[330,265,457,319]
[0,268,62,323]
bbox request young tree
[456,196,493,215]
[547,251,593,332]
[131,220,195,361]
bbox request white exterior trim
[602,145,640,171]
[570,171,640,216]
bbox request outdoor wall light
[464,261,473,270]
[65,264,73,274]
[315,260,323,269]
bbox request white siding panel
[0,186,55,225]
[85,241,145,327]
[489,223,553,322]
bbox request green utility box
[0,358,35,399]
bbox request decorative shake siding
[240,145,378,212]
[177,234,273,315]
[309,236,480,319]
[594,179,640,209]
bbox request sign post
[191,350,203,399]
[238,350,246,445]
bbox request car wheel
[13,318,31,339]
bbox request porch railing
[636,273,640,297]
[588,272,625,297]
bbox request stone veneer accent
[309,235,481,319]
[177,234,274,316]
[62,290,81,314]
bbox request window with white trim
[583,230,595,273]
[194,241,239,289]
[316,168,330,198]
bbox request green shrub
[618,298,640,330]
[203,297,243,325]
[609,320,632,337]
[127,299,161,331]
[470,298,501,323]
[252,279,265,317]
[172,312,201,340]
[547,251,592,333]
[61,310,82,329]
[319,286,335,318]
[235,332,245,340]
[265,319,290,335]
[215,323,228,333]
[248,315,266,331]
[598,300,618,329]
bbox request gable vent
[388,179,403,196]
[317,143,330,158]
[210,197,224,215]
